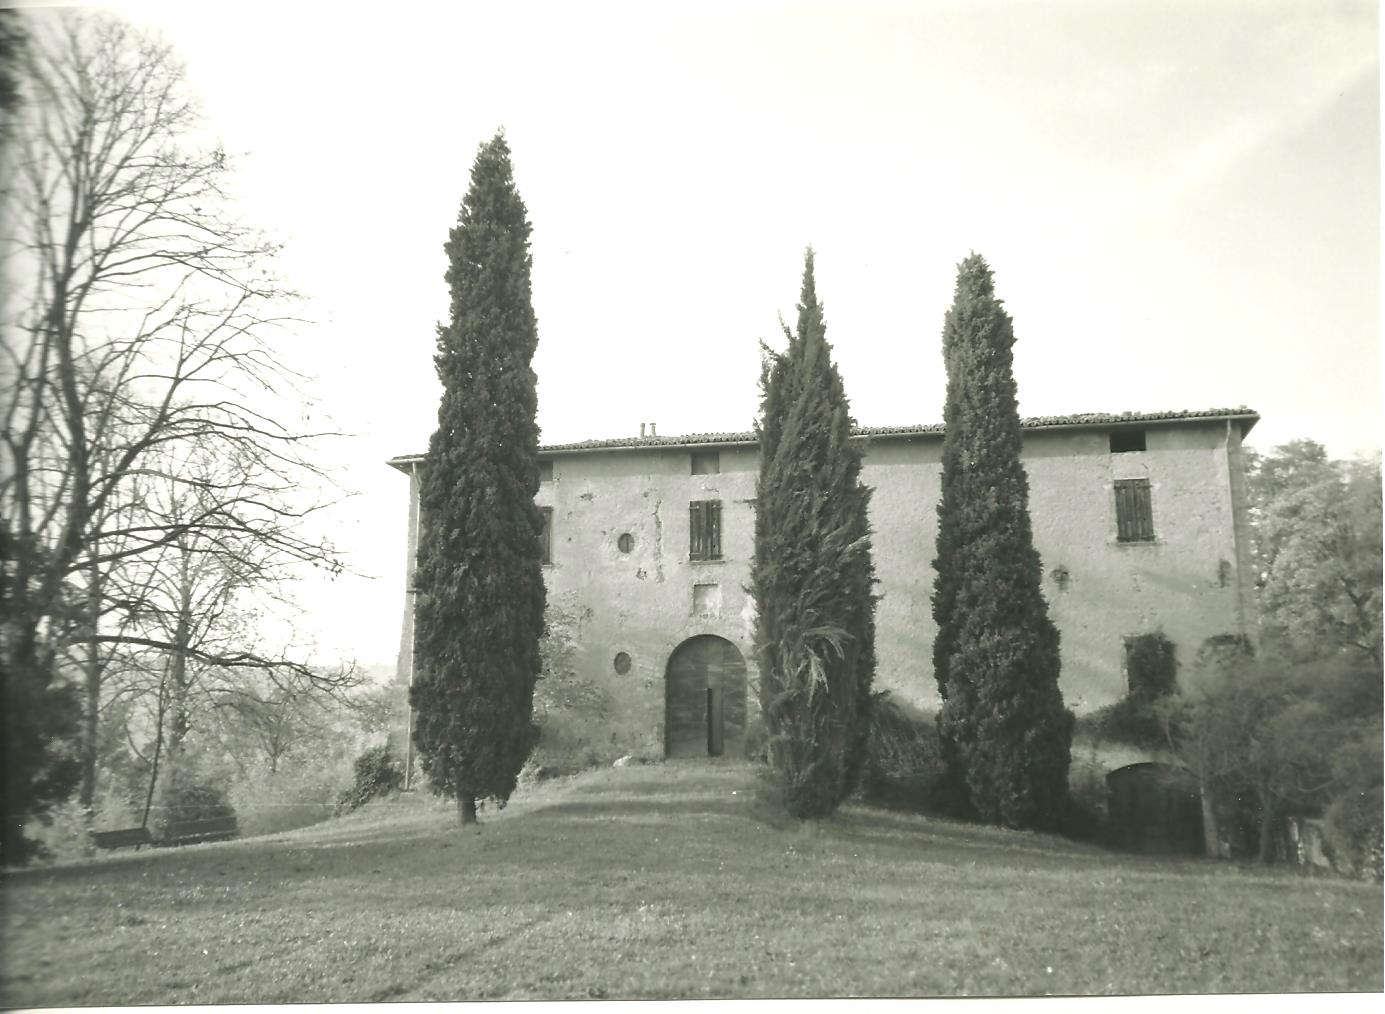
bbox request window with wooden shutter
[689,500,722,560]
[540,506,553,564]
[1114,479,1154,542]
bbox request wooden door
[665,636,746,758]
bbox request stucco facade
[389,408,1258,769]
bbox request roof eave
[387,409,1261,469]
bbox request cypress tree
[411,132,545,825]
[931,254,1073,829]
[752,249,876,819]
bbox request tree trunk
[455,766,477,825]
[156,619,191,835]
[1199,781,1221,859]
[140,716,164,829]
[140,664,170,829]
[1258,784,1277,864]
[79,562,102,813]
[1197,739,1221,859]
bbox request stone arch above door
[664,635,747,758]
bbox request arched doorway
[665,635,747,758]
[1106,762,1204,855]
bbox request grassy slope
[1,761,1380,1003]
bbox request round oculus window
[613,651,632,675]
[617,533,634,553]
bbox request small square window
[538,459,554,482]
[692,583,722,615]
[689,500,722,560]
[1114,478,1154,542]
[1109,430,1147,453]
[691,450,720,475]
[540,507,553,564]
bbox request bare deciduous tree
[1,9,348,859]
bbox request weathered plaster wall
[394,420,1255,767]
[838,424,1251,712]
[1023,424,1251,711]
[536,445,761,759]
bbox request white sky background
[20,0,1380,669]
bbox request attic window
[539,460,554,482]
[691,450,720,475]
[1109,430,1147,453]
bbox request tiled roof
[387,406,1258,470]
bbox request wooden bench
[90,826,154,851]
[158,815,240,847]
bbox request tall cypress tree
[411,132,545,825]
[752,249,876,819]
[931,254,1072,829]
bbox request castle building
[389,407,1258,771]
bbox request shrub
[743,716,770,764]
[1061,759,1111,842]
[159,782,234,831]
[335,744,404,815]
[144,782,237,841]
[858,694,951,813]
[231,766,349,837]
[525,710,616,776]
[526,596,613,776]
[27,798,131,863]
[1077,695,1174,751]
[1323,786,1384,882]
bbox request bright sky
[25,0,1380,668]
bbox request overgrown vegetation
[526,598,615,774]
[336,745,404,815]
[931,254,1072,829]
[411,131,546,825]
[1076,634,1182,753]
[857,693,947,812]
[1169,646,1381,868]
[751,250,877,819]
[1124,633,1178,698]
[1324,786,1385,881]
[157,783,235,836]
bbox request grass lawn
[1,761,1380,1003]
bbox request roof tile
[388,406,1258,469]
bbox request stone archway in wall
[1106,762,1205,856]
[665,635,747,758]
